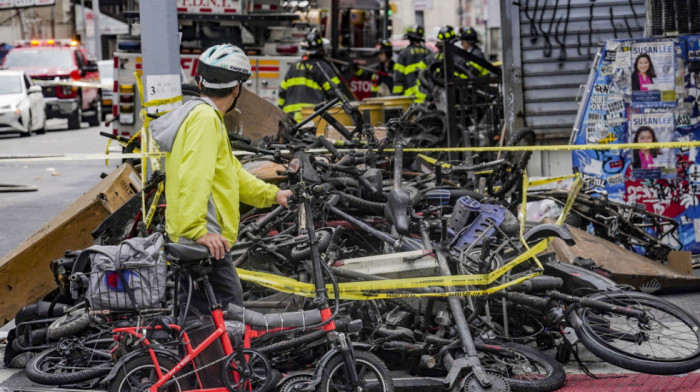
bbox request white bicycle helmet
[196,44,252,89]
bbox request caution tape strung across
[237,240,549,299]
[238,172,583,300]
[3,142,699,164]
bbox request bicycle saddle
[385,188,411,236]
[224,303,322,329]
[165,243,209,262]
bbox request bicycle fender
[100,348,181,387]
[304,342,373,390]
[524,223,575,246]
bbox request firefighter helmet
[376,39,393,55]
[301,29,324,55]
[405,24,425,41]
[437,26,456,42]
[196,44,252,89]
[460,27,479,43]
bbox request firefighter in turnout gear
[353,39,395,97]
[417,26,468,102]
[460,27,490,76]
[393,24,431,103]
[278,29,341,122]
[420,26,462,75]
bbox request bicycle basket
[84,233,168,312]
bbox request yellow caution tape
[0,152,167,162]
[528,174,578,188]
[556,174,583,226]
[33,79,106,89]
[399,141,700,152]
[238,240,549,299]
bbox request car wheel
[20,115,32,137]
[36,115,47,135]
[67,103,82,130]
[86,98,101,127]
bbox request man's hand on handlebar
[276,189,294,209]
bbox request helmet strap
[226,85,242,114]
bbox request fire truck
[112,0,390,138]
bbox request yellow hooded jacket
[163,103,279,246]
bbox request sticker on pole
[145,74,182,115]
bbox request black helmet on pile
[460,27,479,43]
[375,39,393,55]
[302,29,324,55]
[437,25,456,42]
[405,24,424,41]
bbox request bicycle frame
[111,296,241,391]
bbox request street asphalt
[0,118,119,260]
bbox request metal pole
[17,10,25,40]
[92,0,101,59]
[81,0,86,40]
[330,0,339,59]
[383,0,389,40]
[140,0,181,104]
[51,6,55,38]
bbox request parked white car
[0,70,46,137]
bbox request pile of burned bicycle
[5,100,697,392]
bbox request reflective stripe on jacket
[164,104,279,246]
[393,45,430,102]
[278,59,338,122]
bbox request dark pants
[178,253,244,316]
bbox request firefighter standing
[278,30,341,122]
[460,27,490,76]
[353,40,395,97]
[421,26,462,75]
[393,24,431,103]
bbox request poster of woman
[630,41,676,108]
[627,111,676,179]
[631,54,656,91]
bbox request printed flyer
[630,41,676,108]
[626,111,676,179]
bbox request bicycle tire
[570,291,700,375]
[487,128,536,197]
[478,340,566,392]
[47,309,90,339]
[107,354,190,392]
[25,346,112,385]
[317,350,394,392]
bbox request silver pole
[92,0,101,59]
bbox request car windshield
[3,48,74,68]
[0,74,22,94]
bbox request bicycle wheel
[477,341,565,392]
[571,291,700,375]
[108,354,190,392]
[25,344,112,385]
[318,350,394,392]
[487,128,536,197]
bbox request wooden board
[0,164,142,325]
[548,226,700,293]
[224,87,291,141]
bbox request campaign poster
[630,41,676,108]
[626,111,676,179]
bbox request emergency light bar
[15,39,78,47]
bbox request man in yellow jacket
[151,44,292,312]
